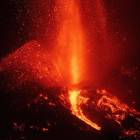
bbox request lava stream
[69,90,101,130]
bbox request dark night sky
[0,0,56,59]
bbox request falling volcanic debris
[0,0,140,140]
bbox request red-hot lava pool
[0,0,140,140]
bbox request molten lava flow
[58,88,140,137]
[56,0,85,86]
[96,90,140,125]
[69,90,101,130]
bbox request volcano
[1,0,140,140]
[0,40,140,140]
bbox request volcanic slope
[0,40,61,91]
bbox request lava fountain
[55,0,86,86]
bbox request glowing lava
[56,0,85,86]
[58,88,140,137]
[69,90,101,130]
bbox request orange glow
[69,90,101,130]
[56,0,85,86]
[1,0,140,139]
[58,88,140,136]
[42,128,49,131]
